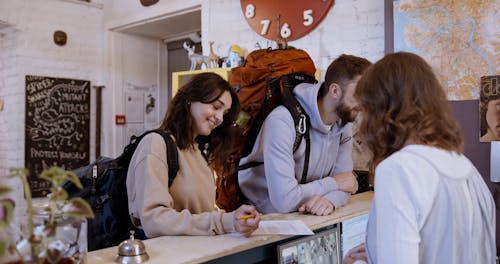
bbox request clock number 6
[303,10,313,26]
[280,23,291,38]
[260,22,292,39]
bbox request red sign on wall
[115,115,126,125]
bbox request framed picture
[277,226,341,264]
[479,75,500,142]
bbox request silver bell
[115,230,150,264]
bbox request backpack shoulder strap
[279,75,312,184]
[238,74,314,185]
[299,122,310,185]
[151,130,179,188]
[130,130,179,188]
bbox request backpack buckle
[298,114,307,135]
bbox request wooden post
[93,85,104,159]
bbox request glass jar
[14,203,88,264]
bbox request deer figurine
[183,42,210,71]
[208,41,220,68]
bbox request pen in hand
[237,213,263,221]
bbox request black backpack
[63,129,179,251]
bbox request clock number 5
[303,9,313,26]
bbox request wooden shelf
[172,68,320,97]
[171,68,232,96]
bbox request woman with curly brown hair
[126,72,260,238]
[343,52,495,264]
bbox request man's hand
[233,205,260,237]
[298,195,334,216]
[332,172,358,194]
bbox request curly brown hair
[354,52,463,174]
[159,72,240,169]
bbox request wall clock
[140,0,159,7]
[240,0,335,41]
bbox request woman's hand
[299,195,334,216]
[342,243,367,264]
[233,204,261,237]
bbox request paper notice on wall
[491,142,500,182]
[125,92,144,123]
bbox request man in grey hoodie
[238,54,372,215]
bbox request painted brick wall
[0,0,385,236]
[0,0,104,231]
[203,0,385,78]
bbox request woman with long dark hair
[126,72,260,238]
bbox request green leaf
[43,223,57,237]
[64,171,83,189]
[63,198,95,219]
[39,166,67,186]
[7,168,28,179]
[0,240,6,258]
[48,187,68,203]
[0,198,15,229]
[0,186,12,197]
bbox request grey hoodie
[238,82,353,214]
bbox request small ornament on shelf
[208,41,220,69]
[183,42,210,71]
[227,45,243,68]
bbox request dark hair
[354,52,463,173]
[159,72,240,169]
[318,54,372,97]
[480,100,488,136]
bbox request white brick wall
[203,0,385,80]
[0,26,24,231]
[0,0,385,237]
[0,27,19,171]
[0,0,104,231]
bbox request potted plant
[0,166,94,264]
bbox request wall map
[25,75,90,197]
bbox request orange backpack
[215,47,317,211]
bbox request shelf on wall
[171,68,232,97]
[171,67,320,98]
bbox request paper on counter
[252,220,314,235]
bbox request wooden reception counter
[87,191,373,264]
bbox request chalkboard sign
[25,75,90,197]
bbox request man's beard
[336,101,356,124]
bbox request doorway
[109,7,201,151]
[166,39,202,98]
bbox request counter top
[87,191,373,264]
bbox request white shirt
[366,145,496,264]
